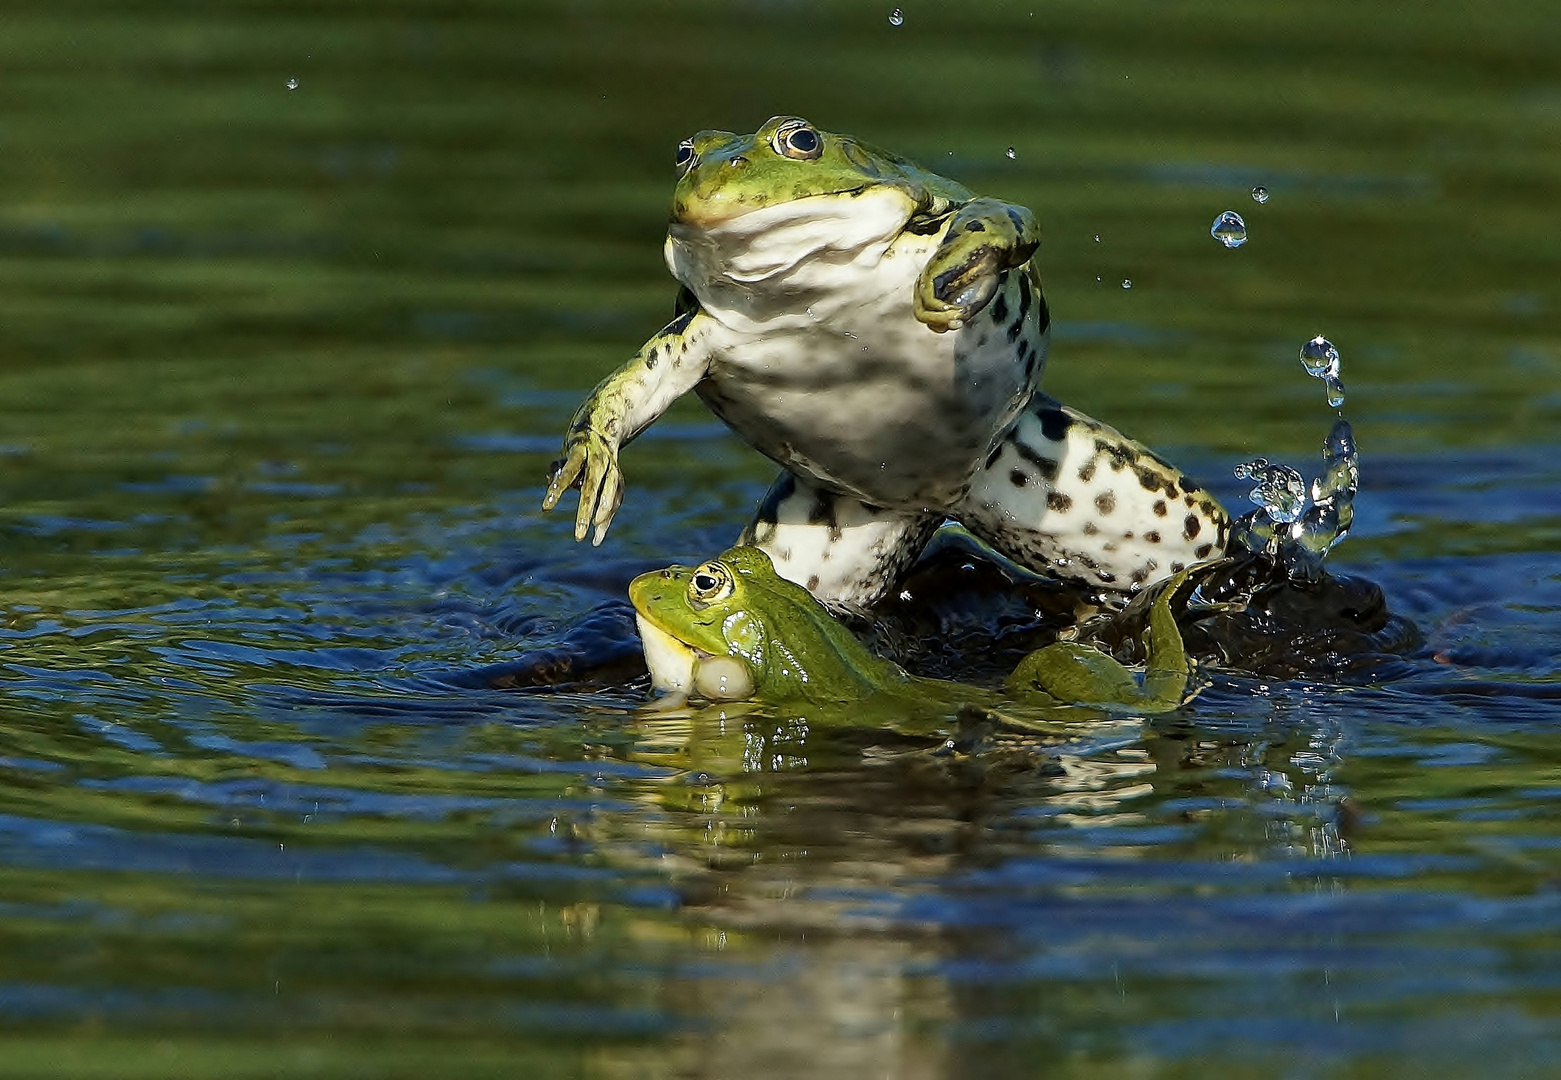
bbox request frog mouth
[634,613,704,695]
[634,615,756,701]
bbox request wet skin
[629,546,1198,715]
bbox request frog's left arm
[914,197,1041,333]
[542,308,714,544]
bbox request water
[1211,209,1249,248]
[1252,185,1270,203]
[889,8,904,27]
[1300,335,1347,407]
[1,2,1559,1076]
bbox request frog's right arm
[541,309,713,545]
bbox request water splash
[1300,335,1346,407]
[1232,459,1306,523]
[888,7,904,25]
[1211,210,1248,248]
[1230,341,1359,579]
[1251,186,1269,204]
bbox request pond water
[1,3,1558,1076]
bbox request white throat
[666,187,918,297]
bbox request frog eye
[689,562,733,605]
[772,122,822,161]
[674,139,697,176]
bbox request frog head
[665,116,970,294]
[629,545,901,703]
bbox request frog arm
[542,309,714,544]
[914,197,1041,333]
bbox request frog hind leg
[738,472,939,615]
[1006,643,1140,703]
[957,395,1231,594]
[1007,568,1197,711]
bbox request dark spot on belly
[1036,406,1071,443]
[1078,460,1096,483]
[1082,521,1099,535]
[644,346,658,370]
[1131,568,1148,585]
[1016,265,1033,319]
[1034,289,1051,333]
[755,473,796,526]
[1097,570,1116,583]
[1136,467,1163,492]
[1170,561,1184,573]
[806,574,820,591]
[992,291,1008,323]
[1095,492,1116,515]
[1011,439,1059,480]
[1184,514,1201,539]
[1145,530,1161,544]
[1196,542,1213,559]
[1178,476,1203,495]
[1009,468,1029,487]
[1153,499,1167,516]
[1047,491,1072,512]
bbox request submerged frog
[546,116,1230,611]
[629,545,1197,715]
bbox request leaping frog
[544,116,1230,611]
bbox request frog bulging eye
[772,123,822,161]
[689,562,734,605]
[675,139,696,175]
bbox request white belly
[684,226,1036,509]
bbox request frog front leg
[542,310,714,544]
[738,473,939,615]
[914,197,1040,333]
[959,395,1232,593]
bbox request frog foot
[543,426,624,545]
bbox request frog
[628,545,1197,716]
[545,116,1230,612]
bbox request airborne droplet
[286,76,300,91]
[1299,335,1340,379]
[1251,186,1269,204]
[1210,210,1248,248]
[1005,147,1016,159]
[888,7,904,25]
[1121,279,1132,289]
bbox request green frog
[629,545,1197,716]
[546,116,1229,612]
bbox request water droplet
[1094,234,1101,242]
[1121,279,1132,289]
[286,77,299,91]
[1005,147,1016,159]
[1210,210,1247,248]
[1299,334,1343,404]
[1251,186,1269,204]
[1325,374,1347,408]
[888,7,904,25]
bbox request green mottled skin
[630,546,1196,716]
